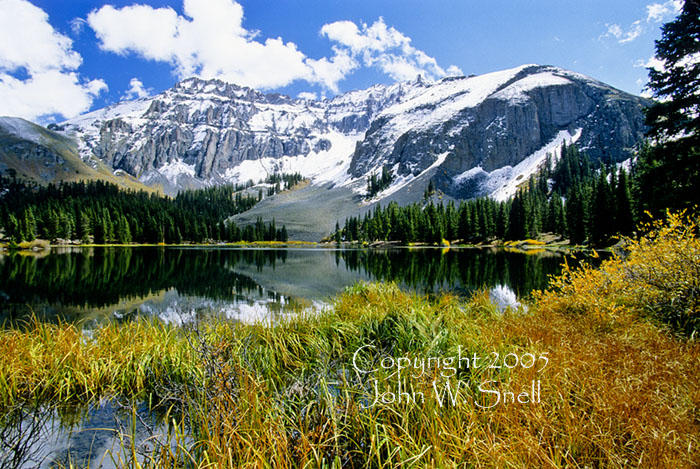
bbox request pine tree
[589,169,615,245]
[566,185,588,244]
[79,211,91,244]
[7,214,20,243]
[117,215,132,244]
[457,202,471,241]
[94,216,106,244]
[507,192,526,240]
[615,169,636,236]
[23,208,37,241]
[636,0,700,213]
[546,192,566,235]
[280,225,288,242]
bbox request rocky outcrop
[58,65,649,198]
[349,65,648,198]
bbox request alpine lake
[0,245,596,467]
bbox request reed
[0,318,201,411]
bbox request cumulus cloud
[321,17,462,81]
[0,0,106,122]
[87,0,459,92]
[88,0,328,89]
[123,77,151,99]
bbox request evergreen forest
[335,143,637,246]
[0,177,292,244]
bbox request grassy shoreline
[2,235,604,253]
[1,214,699,467]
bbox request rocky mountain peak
[49,64,648,199]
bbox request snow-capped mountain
[55,64,648,200]
[57,75,424,195]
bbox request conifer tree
[615,169,635,235]
[23,208,36,241]
[636,0,700,213]
[589,168,615,245]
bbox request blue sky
[0,0,682,123]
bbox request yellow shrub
[534,211,700,336]
[522,239,546,245]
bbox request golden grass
[2,213,700,467]
[0,318,200,410]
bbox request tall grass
[1,213,700,467]
[0,318,200,410]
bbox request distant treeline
[0,178,289,244]
[265,172,303,196]
[335,143,637,246]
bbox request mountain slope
[351,65,648,200]
[1,64,649,240]
[0,116,157,192]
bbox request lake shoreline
[1,238,610,254]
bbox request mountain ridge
[0,64,649,240]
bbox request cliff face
[349,65,648,199]
[49,64,647,199]
[0,117,153,191]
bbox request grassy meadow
[1,213,699,467]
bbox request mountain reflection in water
[0,246,578,325]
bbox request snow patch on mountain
[156,158,196,183]
[0,116,51,145]
[493,72,572,102]
[48,64,646,211]
[453,128,582,202]
[363,151,450,202]
[377,65,531,141]
[223,131,363,186]
[66,98,152,131]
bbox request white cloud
[446,65,464,77]
[646,0,682,22]
[321,17,462,82]
[603,20,643,43]
[0,71,106,121]
[123,77,151,99]
[0,0,106,122]
[601,0,682,44]
[87,0,335,90]
[621,21,643,43]
[306,48,358,92]
[637,55,666,71]
[604,24,623,39]
[88,4,182,63]
[87,0,459,92]
[70,17,87,35]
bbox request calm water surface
[1,246,576,326]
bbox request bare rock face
[55,65,648,198]
[349,65,648,198]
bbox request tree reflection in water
[0,246,583,325]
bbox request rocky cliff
[6,64,647,205]
[349,65,648,200]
